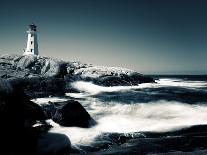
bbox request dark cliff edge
[0,79,71,155]
[0,54,154,98]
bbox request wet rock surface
[77,125,207,155]
[42,100,95,127]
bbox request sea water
[32,75,207,150]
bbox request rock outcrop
[16,55,38,69]
[42,100,95,127]
[69,65,154,86]
[0,79,71,155]
[0,54,155,97]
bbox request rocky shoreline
[0,54,154,98]
[0,79,96,154]
[2,78,207,155]
[0,54,155,154]
[2,54,207,155]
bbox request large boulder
[41,58,67,77]
[35,133,71,155]
[0,79,72,155]
[0,79,46,124]
[16,55,38,69]
[51,100,95,127]
[0,79,47,154]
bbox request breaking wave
[68,78,207,96]
[46,100,207,146]
[33,78,207,148]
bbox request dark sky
[0,0,207,74]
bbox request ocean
[33,75,207,154]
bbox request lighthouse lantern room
[23,24,39,55]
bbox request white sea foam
[35,78,207,146]
[68,81,141,95]
[47,100,207,145]
[68,78,207,95]
[65,92,90,99]
[157,78,207,88]
[32,97,68,105]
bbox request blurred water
[33,76,207,150]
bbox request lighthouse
[23,24,39,55]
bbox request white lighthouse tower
[24,24,39,55]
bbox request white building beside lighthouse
[23,24,39,55]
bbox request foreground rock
[42,100,95,127]
[0,54,154,97]
[79,125,207,155]
[0,80,71,155]
[35,133,71,155]
[0,79,44,154]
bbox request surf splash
[33,78,207,147]
[68,78,207,96]
[68,81,141,95]
[44,100,207,146]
